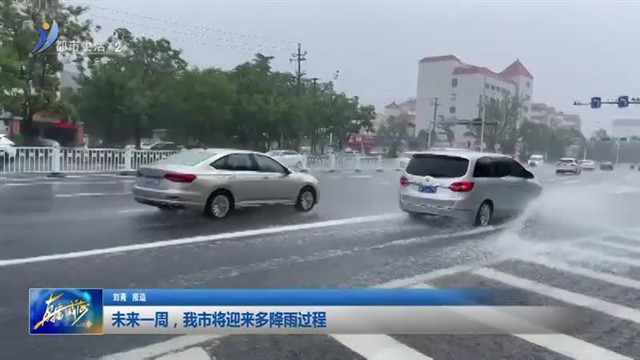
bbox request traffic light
[618,96,629,108]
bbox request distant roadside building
[415,55,534,148]
[611,118,640,138]
[530,102,581,131]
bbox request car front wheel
[295,186,316,212]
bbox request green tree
[76,28,187,147]
[0,0,94,137]
[162,68,236,146]
[466,96,525,152]
[376,114,412,151]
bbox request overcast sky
[68,0,640,135]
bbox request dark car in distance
[600,162,614,171]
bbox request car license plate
[145,178,161,188]
[419,185,437,193]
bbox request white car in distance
[578,159,596,171]
[266,150,306,170]
[527,154,544,167]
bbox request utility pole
[427,97,439,149]
[480,76,487,153]
[289,43,307,96]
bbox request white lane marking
[101,335,222,360]
[582,239,640,253]
[0,213,403,266]
[349,175,372,179]
[611,185,640,195]
[473,267,640,324]
[561,245,640,267]
[413,283,633,360]
[0,177,41,182]
[561,179,582,185]
[370,225,505,250]
[155,347,210,360]
[377,260,501,288]
[117,208,153,214]
[518,255,640,290]
[99,262,482,360]
[2,180,133,187]
[331,334,434,360]
[55,192,132,198]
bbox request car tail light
[400,176,409,186]
[449,181,474,192]
[164,172,197,183]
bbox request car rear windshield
[157,150,214,166]
[406,154,469,178]
[559,159,575,164]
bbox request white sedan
[266,150,306,169]
[578,159,596,171]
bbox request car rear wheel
[295,186,316,212]
[475,201,493,227]
[205,191,233,219]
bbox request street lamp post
[479,76,487,152]
[427,97,439,149]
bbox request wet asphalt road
[0,166,639,360]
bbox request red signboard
[346,133,377,149]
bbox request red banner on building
[346,133,377,150]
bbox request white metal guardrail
[0,147,398,175]
[0,147,179,175]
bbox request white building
[530,103,581,131]
[612,118,640,138]
[415,55,534,148]
[383,98,416,119]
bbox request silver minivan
[399,150,542,226]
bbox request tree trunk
[134,118,141,149]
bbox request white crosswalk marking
[100,254,640,360]
[411,283,633,360]
[331,335,434,360]
[582,239,640,253]
[155,347,210,360]
[519,255,640,289]
[101,335,222,360]
[561,245,640,266]
[473,267,640,323]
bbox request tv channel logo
[32,20,59,54]
[29,288,103,335]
